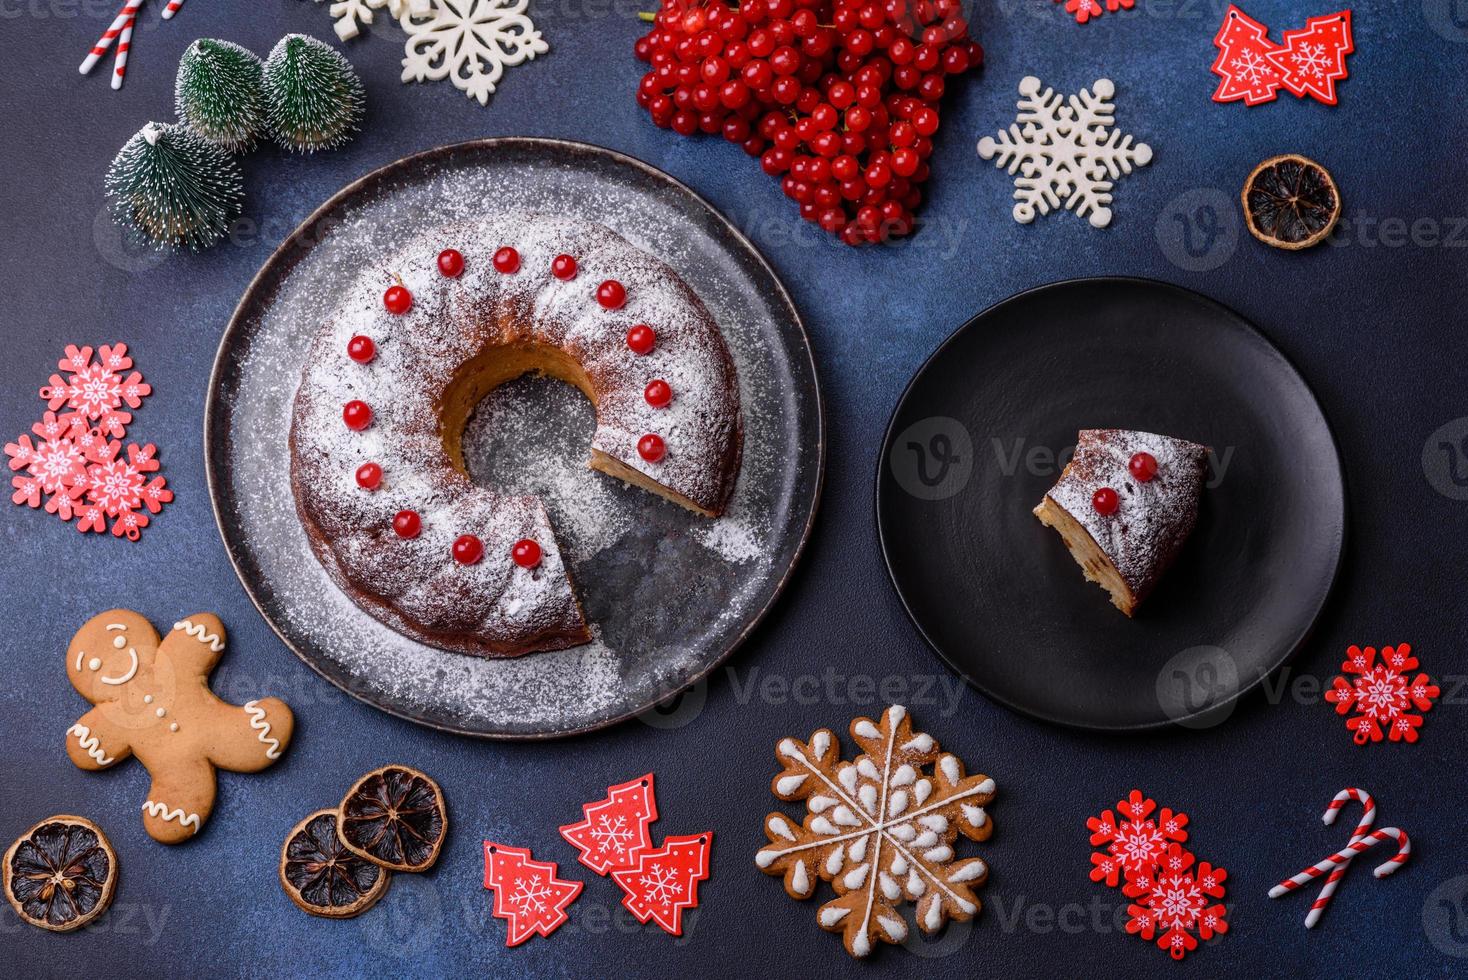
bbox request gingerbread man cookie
[64,610,294,844]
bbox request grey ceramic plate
[206,138,823,739]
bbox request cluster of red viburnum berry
[635,0,982,245]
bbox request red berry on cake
[342,400,373,430]
[492,247,520,274]
[511,538,542,569]
[452,534,484,565]
[552,254,578,280]
[1129,451,1158,482]
[355,462,382,490]
[627,324,656,354]
[638,433,666,462]
[644,379,672,408]
[437,249,465,278]
[597,280,627,310]
[392,510,421,539]
[1092,487,1119,516]
[383,285,413,315]
[347,335,376,363]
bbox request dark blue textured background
[4,1,1468,975]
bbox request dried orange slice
[337,765,447,873]
[4,815,117,932]
[1242,154,1341,250]
[280,809,390,918]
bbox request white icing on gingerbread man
[65,609,295,844]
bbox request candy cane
[161,0,184,18]
[1299,788,1375,927]
[79,0,143,75]
[1270,827,1411,921]
[110,8,137,90]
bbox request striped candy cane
[1300,788,1376,927]
[79,0,143,75]
[161,0,184,18]
[111,8,137,90]
[1270,823,1411,926]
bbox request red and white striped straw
[79,0,143,75]
[110,9,137,90]
[1270,827,1411,898]
[161,0,184,19]
[1301,788,1376,928]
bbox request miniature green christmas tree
[262,34,366,154]
[175,38,266,154]
[105,122,244,251]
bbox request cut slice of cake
[1033,429,1208,616]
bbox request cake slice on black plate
[1033,429,1209,617]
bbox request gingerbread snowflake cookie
[64,610,294,843]
[755,705,996,958]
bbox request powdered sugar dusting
[212,143,818,734]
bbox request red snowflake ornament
[1267,11,1354,105]
[1211,6,1286,105]
[1324,644,1439,744]
[611,832,711,936]
[482,842,584,947]
[1125,843,1228,960]
[1054,0,1134,24]
[1087,789,1189,888]
[559,773,658,876]
[40,342,150,439]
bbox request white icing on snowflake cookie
[978,76,1153,229]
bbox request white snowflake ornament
[401,0,547,106]
[317,0,430,41]
[978,76,1153,229]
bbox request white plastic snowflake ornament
[756,705,996,959]
[978,76,1153,229]
[316,0,431,41]
[401,0,547,106]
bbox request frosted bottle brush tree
[105,121,244,251]
[175,38,266,153]
[263,33,366,153]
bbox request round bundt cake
[288,213,743,658]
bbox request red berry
[511,538,543,569]
[342,400,372,430]
[627,324,656,354]
[638,433,667,462]
[438,248,465,277]
[347,335,376,363]
[393,510,421,539]
[552,254,578,280]
[1092,487,1120,516]
[1129,452,1159,482]
[383,285,413,315]
[644,379,672,407]
[597,280,627,309]
[355,462,382,490]
[452,534,484,565]
[492,246,520,273]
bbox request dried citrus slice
[280,809,390,918]
[337,765,447,872]
[1242,154,1341,250]
[4,815,117,932]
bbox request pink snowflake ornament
[1087,789,1189,888]
[1325,644,1439,744]
[40,342,150,440]
[1125,843,1228,960]
[1055,0,1135,24]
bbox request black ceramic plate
[206,138,823,739]
[876,278,1344,730]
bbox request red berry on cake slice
[1033,429,1208,617]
